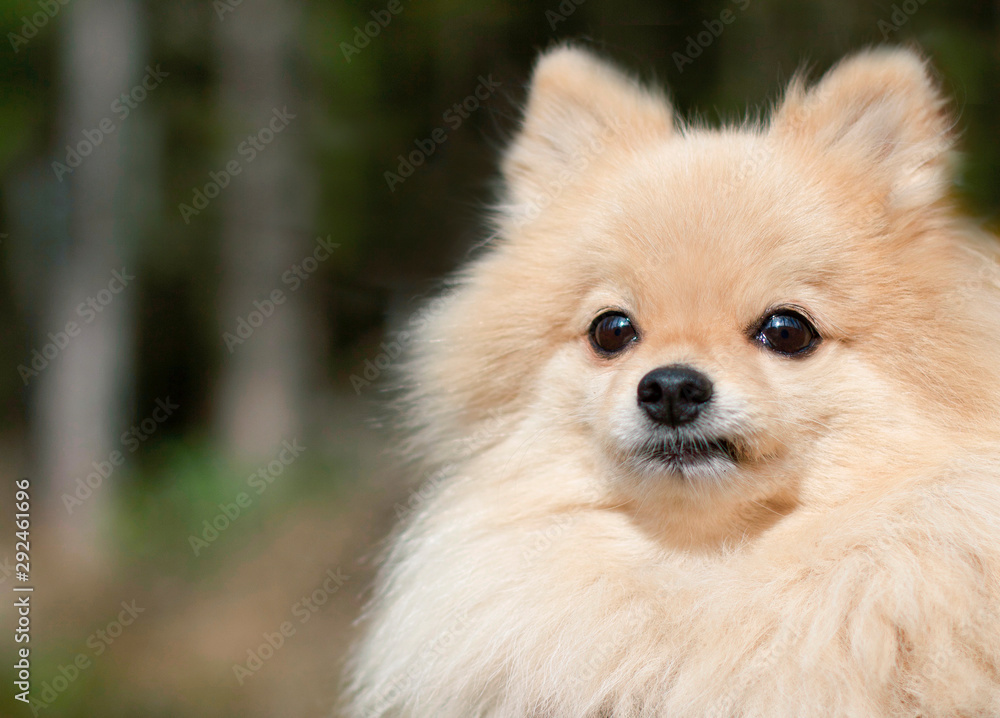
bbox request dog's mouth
[650,436,739,462]
[636,435,742,474]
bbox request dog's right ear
[501,45,673,215]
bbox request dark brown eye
[590,312,638,355]
[756,311,819,356]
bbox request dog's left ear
[502,45,673,214]
[772,48,954,210]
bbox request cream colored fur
[344,46,1000,717]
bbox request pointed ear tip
[827,46,938,93]
[529,45,672,113]
[532,44,614,84]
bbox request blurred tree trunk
[31,0,145,567]
[213,0,317,464]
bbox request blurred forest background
[0,0,996,715]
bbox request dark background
[0,0,997,715]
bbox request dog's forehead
[597,134,795,233]
[568,134,860,325]
[591,141,804,266]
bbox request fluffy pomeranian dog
[345,46,1000,717]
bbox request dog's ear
[772,48,954,210]
[502,45,673,214]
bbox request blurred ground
[0,392,400,717]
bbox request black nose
[637,365,713,426]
